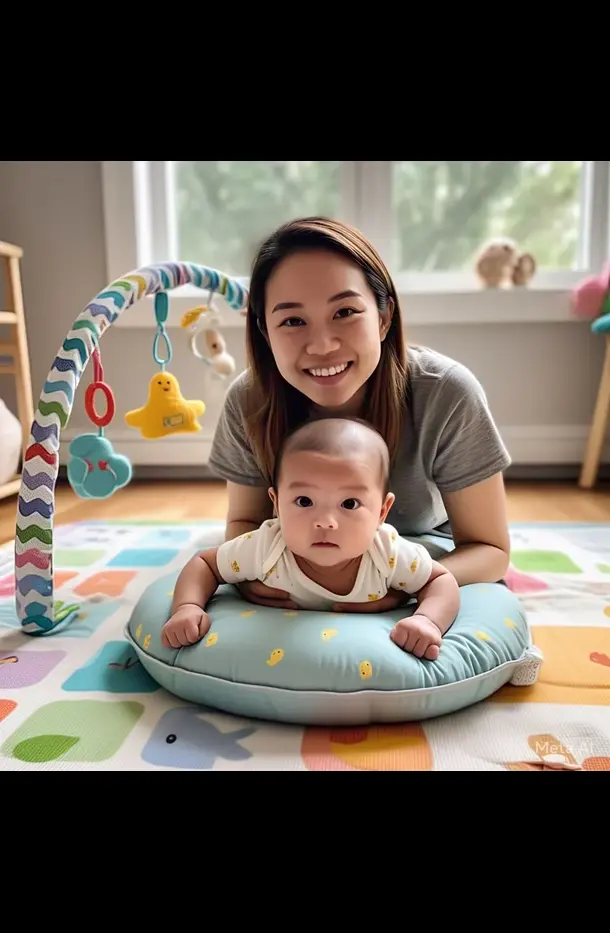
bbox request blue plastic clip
[153,293,172,369]
[154,292,169,325]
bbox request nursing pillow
[125,536,541,726]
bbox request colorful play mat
[1,519,609,771]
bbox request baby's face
[271,450,393,566]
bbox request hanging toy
[67,345,132,498]
[180,286,236,379]
[124,292,206,439]
[200,327,235,376]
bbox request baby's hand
[390,613,442,661]
[161,604,211,649]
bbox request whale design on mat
[141,707,256,769]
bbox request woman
[208,216,511,611]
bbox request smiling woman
[271,286,363,387]
[268,273,387,406]
[243,219,407,480]
[209,216,513,612]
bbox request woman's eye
[279,317,305,327]
[341,498,360,510]
[295,496,313,508]
[334,307,360,319]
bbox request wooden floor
[2,479,610,545]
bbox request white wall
[0,160,607,478]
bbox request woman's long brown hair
[244,217,408,485]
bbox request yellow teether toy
[124,293,206,439]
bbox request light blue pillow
[125,537,543,725]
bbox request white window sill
[111,282,577,329]
[394,284,575,325]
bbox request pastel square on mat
[54,549,106,568]
[510,550,583,574]
[107,548,179,568]
[136,529,193,547]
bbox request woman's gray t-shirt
[208,345,511,538]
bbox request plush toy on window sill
[475,237,537,289]
[511,252,537,287]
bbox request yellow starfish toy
[124,371,206,439]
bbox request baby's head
[269,417,395,565]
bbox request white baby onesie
[215,518,433,611]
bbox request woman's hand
[238,580,297,610]
[332,589,410,614]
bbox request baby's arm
[171,548,225,614]
[162,529,265,648]
[385,535,460,661]
[161,548,226,648]
[413,561,460,636]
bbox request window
[102,161,610,325]
[391,161,586,273]
[173,161,345,277]
[354,161,608,291]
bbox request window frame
[102,160,610,328]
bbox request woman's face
[264,249,388,413]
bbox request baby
[162,417,460,661]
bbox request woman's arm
[425,359,511,586]
[224,481,272,542]
[439,473,510,584]
[207,373,274,542]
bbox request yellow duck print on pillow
[125,372,206,439]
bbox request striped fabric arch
[14,261,248,636]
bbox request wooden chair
[579,334,610,489]
[0,240,34,500]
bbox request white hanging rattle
[180,286,236,378]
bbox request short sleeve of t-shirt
[373,525,433,593]
[207,371,267,486]
[427,361,511,493]
[215,520,281,583]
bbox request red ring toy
[85,381,115,428]
[85,347,115,428]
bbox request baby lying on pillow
[162,417,460,661]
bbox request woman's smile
[304,361,354,385]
